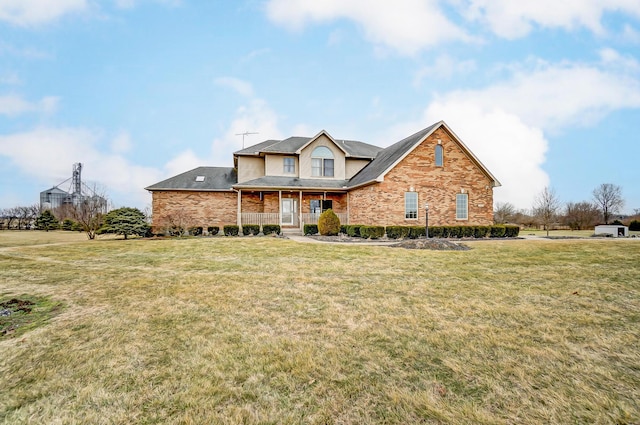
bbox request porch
[237,189,349,230]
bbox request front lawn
[0,233,638,424]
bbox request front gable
[298,130,347,180]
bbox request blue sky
[1,0,639,214]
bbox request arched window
[311,146,334,177]
[435,144,443,167]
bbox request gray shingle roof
[348,123,439,188]
[235,134,381,159]
[145,167,237,191]
[234,176,349,190]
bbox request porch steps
[281,228,303,236]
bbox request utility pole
[235,131,259,149]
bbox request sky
[1,0,639,214]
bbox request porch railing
[301,212,348,225]
[240,212,349,227]
[240,213,280,226]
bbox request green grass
[0,231,639,424]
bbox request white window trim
[283,157,295,174]
[456,193,468,220]
[405,192,418,220]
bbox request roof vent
[195,176,205,182]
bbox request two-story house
[145,121,500,233]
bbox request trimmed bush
[304,224,318,235]
[473,226,490,238]
[490,225,506,238]
[340,225,348,235]
[361,226,385,239]
[386,226,410,239]
[262,224,281,235]
[345,225,363,238]
[461,226,475,238]
[242,224,260,236]
[428,226,444,238]
[409,226,426,238]
[223,225,239,236]
[207,226,219,236]
[504,225,520,238]
[188,226,203,236]
[318,209,341,236]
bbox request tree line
[494,183,638,234]
[1,196,150,240]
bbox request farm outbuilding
[594,225,628,238]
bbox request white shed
[594,225,629,238]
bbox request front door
[281,198,295,225]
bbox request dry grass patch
[0,235,638,424]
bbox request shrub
[242,224,260,236]
[361,226,385,239]
[223,225,239,236]
[262,224,281,235]
[490,225,506,238]
[629,220,640,231]
[473,226,490,238]
[318,209,341,236]
[504,225,520,238]
[207,226,219,236]
[386,226,410,239]
[428,226,444,238]
[304,224,318,235]
[345,225,363,238]
[188,226,203,236]
[461,226,475,238]
[409,226,426,238]
[447,226,462,238]
[340,225,348,235]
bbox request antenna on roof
[235,131,259,149]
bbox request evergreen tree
[99,207,149,239]
[35,210,58,231]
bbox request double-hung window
[311,146,334,177]
[283,157,295,174]
[405,192,418,219]
[456,193,468,220]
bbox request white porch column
[237,189,242,230]
[278,190,282,225]
[346,191,350,225]
[299,191,303,228]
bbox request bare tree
[494,202,516,224]
[69,185,109,239]
[592,183,624,224]
[563,201,600,230]
[534,187,561,236]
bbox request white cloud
[0,95,59,116]
[210,99,283,163]
[435,60,640,131]
[214,77,255,98]
[0,0,87,26]
[460,0,640,39]
[0,127,162,208]
[413,54,476,86]
[163,149,201,178]
[110,131,133,154]
[385,56,640,209]
[265,0,472,55]
[424,101,549,209]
